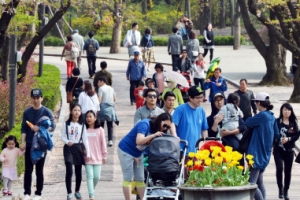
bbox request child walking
[61,104,90,200]
[134,81,145,109]
[0,135,25,196]
[85,110,108,200]
[194,53,207,102]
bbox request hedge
[0,64,61,186]
[44,35,246,47]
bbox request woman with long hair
[245,92,279,200]
[273,103,299,199]
[78,80,100,118]
[203,23,214,62]
[118,113,173,200]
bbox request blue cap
[134,51,140,55]
[73,29,78,33]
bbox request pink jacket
[0,147,25,169]
[85,127,108,164]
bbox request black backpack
[87,39,96,55]
[239,128,254,154]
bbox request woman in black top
[203,23,214,62]
[66,68,83,100]
[273,103,299,199]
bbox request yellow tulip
[249,159,254,166]
[231,160,239,166]
[246,154,254,160]
[195,160,201,166]
[195,152,203,160]
[225,146,233,153]
[205,158,212,166]
[187,160,193,166]
[224,154,233,163]
[214,156,223,164]
[232,151,243,161]
[237,165,244,170]
[188,152,195,158]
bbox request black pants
[273,147,294,190]
[87,56,96,77]
[203,49,214,62]
[65,162,82,194]
[100,121,113,141]
[194,78,206,97]
[171,54,180,71]
[130,80,140,103]
[24,146,46,196]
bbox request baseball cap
[145,78,154,85]
[73,29,78,33]
[188,86,203,97]
[252,92,269,101]
[213,92,225,101]
[31,88,43,97]
[134,51,140,55]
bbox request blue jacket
[141,34,154,48]
[84,38,100,56]
[126,59,146,81]
[204,76,227,102]
[245,110,279,170]
[98,102,119,125]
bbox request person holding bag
[66,68,83,104]
[186,30,200,67]
[273,103,299,199]
[141,28,155,71]
[61,35,79,79]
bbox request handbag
[239,128,254,154]
[67,77,79,103]
[295,152,300,164]
[65,122,86,156]
[192,50,198,57]
[71,42,79,59]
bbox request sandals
[2,188,7,195]
[74,192,82,200]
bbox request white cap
[253,92,269,101]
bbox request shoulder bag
[65,122,86,155]
[239,127,254,154]
[67,78,79,103]
[71,42,79,59]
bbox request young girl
[0,135,25,196]
[61,104,90,200]
[85,110,107,200]
[134,81,145,110]
[194,53,207,102]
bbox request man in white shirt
[124,22,141,58]
[72,29,84,69]
[97,76,117,146]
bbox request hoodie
[161,79,184,108]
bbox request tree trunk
[109,17,123,53]
[219,0,226,28]
[19,0,71,78]
[0,35,9,81]
[233,1,240,50]
[142,0,147,14]
[290,57,300,102]
[230,0,234,35]
[52,19,64,38]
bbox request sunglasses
[163,124,171,130]
[147,94,157,99]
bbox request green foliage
[72,15,97,36]
[44,36,65,47]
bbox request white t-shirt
[194,62,205,79]
[98,85,115,103]
[78,92,100,114]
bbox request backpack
[71,43,79,59]
[87,39,97,55]
[239,128,253,154]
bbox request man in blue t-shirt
[172,86,208,153]
[21,88,55,200]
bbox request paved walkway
[8,45,300,200]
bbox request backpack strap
[80,124,84,143]
[65,122,69,140]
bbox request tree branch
[102,3,115,14]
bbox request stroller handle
[195,137,221,148]
[180,140,188,148]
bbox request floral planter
[178,184,257,200]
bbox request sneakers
[2,188,7,195]
[89,75,95,79]
[131,102,136,105]
[33,195,41,200]
[89,196,95,200]
[67,193,73,200]
[74,192,82,200]
[23,194,31,200]
[147,68,151,71]
[7,190,12,196]
[108,140,113,146]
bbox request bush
[44,36,65,47]
[0,64,61,186]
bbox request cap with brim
[213,92,225,101]
[134,51,140,55]
[252,92,269,101]
[188,86,203,97]
[31,88,43,97]
[145,78,154,85]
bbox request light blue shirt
[172,103,208,153]
[126,59,146,81]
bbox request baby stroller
[195,137,225,151]
[177,72,191,103]
[143,135,188,200]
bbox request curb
[11,85,67,200]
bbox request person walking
[78,80,100,118]
[161,79,184,109]
[174,49,193,73]
[72,29,84,69]
[194,53,207,101]
[21,88,55,200]
[234,79,257,121]
[61,104,90,200]
[186,31,200,65]
[245,92,279,200]
[141,28,155,71]
[152,63,165,107]
[273,103,299,200]
[85,110,107,200]
[203,23,214,62]
[61,35,78,79]
[97,76,118,147]
[168,27,183,71]
[84,31,100,79]
[124,22,141,58]
[126,51,146,105]
[93,61,113,93]
[66,68,83,104]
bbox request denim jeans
[87,56,96,77]
[249,168,266,200]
